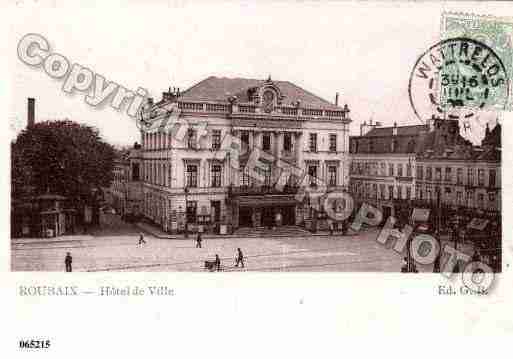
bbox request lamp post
[184,186,189,239]
[433,186,442,272]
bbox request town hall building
[137,76,351,233]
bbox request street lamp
[433,186,442,272]
[184,186,189,238]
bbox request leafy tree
[11,120,116,209]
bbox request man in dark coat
[65,252,73,272]
[196,232,202,248]
[235,248,244,268]
[138,232,146,245]
[215,254,221,271]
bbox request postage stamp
[440,12,513,112]
[409,37,510,123]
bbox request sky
[7,0,513,146]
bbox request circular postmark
[409,37,509,123]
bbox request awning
[467,218,489,231]
[237,195,298,208]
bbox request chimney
[360,120,367,136]
[162,87,175,102]
[335,92,339,106]
[27,97,35,128]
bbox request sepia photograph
[9,8,505,276]
[3,1,513,356]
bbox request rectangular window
[435,167,442,181]
[445,167,452,182]
[388,185,394,200]
[241,166,250,186]
[262,133,271,151]
[380,184,385,199]
[187,129,196,149]
[397,186,402,199]
[186,200,197,224]
[186,164,198,188]
[309,133,317,152]
[466,190,473,206]
[283,133,292,152]
[426,167,432,180]
[467,168,474,186]
[489,192,496,203]
[132,163,140,181]
[478,169,485,186]
[329,134,337,152]
[212,130,221,150]
[406,186,411,199]
[406,163,412,177]
[457,191,463,205]
[454,168,461,185]
[388,164,394,177]
[211,164,222,187]
[241,131,249,145]
[489,169,496,188]
[372,183,378,199]
[308,165,318,187]
[328,165,337,186]
[397,164,403,177]
[417,165,423,180]
[380,163,386,176]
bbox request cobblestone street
[10,214,473,272]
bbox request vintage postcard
[2,1,513,357]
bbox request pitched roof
[177,76,341,110]
[364,125,428,137]
[350,124,428,154]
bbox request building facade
[139,76,351,233]
[349,118,501,229]
[416,120,501,220]
[349,121,428,223]
[107,144,144,220]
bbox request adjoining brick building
[139,76,351,233]
[416,120,501,222]
[349,118,501,229]
[349,121,428,224]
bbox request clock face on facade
[262,90,275,113]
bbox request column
[295,132,304,169]
[273,132,282,183]
[253,131,261,150]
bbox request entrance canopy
[236,195,297,208]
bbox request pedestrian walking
[215,254,221,271]
[196,232,202,248]
[138,232,146,246]
[235,248,244,268]
[65,252,73,272]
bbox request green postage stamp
[440,12,513,112]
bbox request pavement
[11,213,476,272]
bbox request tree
[11,120,116,211]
